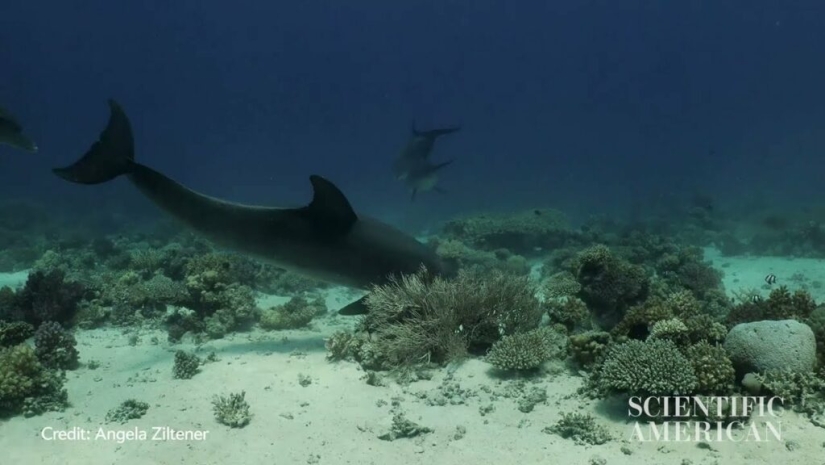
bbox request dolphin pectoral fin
[338,295,369,315]
[429,159,454,173]
[53,99,135,184]
[296,175,358,236]
[412,124,461,138]
[2,132,38,152]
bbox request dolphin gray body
[392,124,459,200]
[0,106,38,152]
[53,100,448,315]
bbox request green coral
[0,344,68,417]
[105,399,149,423]
[172,350,200,379]
[544,412,612,445]
[486,327,566,371]
[596,339,697,397]
[684,341,735,395]
[212,391,252,428]
[259,296,325,330]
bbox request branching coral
[726,286,817,328]
[356,267,543,369]
[595,339,697,397]
[485,327,566,371]
[684,341,735,395]
[172,350,200,379]
[212,391,252,428]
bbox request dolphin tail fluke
[411,121,461,139]
[53,99,135,185]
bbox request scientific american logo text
[627,396,784,442]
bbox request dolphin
[52,100,448,315]
[392,123,459,200]
[0,106,38,152]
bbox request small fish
[752,295,762,303]
[765,274,777,285]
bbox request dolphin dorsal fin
[299,175,358,235]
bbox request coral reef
[572,245,649,327]
[755,370,825,421]
[726,286,816,328]
[544,412,612,445]
[105,399,149,423]
[431,238,531,276]
[172,350,200,379]
[569,331,612,368]
[545,296,591,332]
[440,209,571,255]
[353,267,543,369]
[485,327,566,371]
[0,321,35,347]
[683,341,735,395]
[0,344,68,417]
[378,412,433,441]
[10,269,86,326]
[212,391,252,428]
[259,296,326,330]
[595,339,697,397]
[33,321,79,370]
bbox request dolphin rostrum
[52,100,448,315]
[0,106,38,152]
[392,123,459,200]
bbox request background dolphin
[53,100,448,315]
[0,106,38,152]
[392,123,459,200]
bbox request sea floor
[1,248,825,465]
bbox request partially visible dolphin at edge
[52,100,449,315]
[0,106,38,152]
[392,123,459,200]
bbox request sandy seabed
[1,248,825,465]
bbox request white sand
[1,252,825,465]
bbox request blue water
[3,1,824,232]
